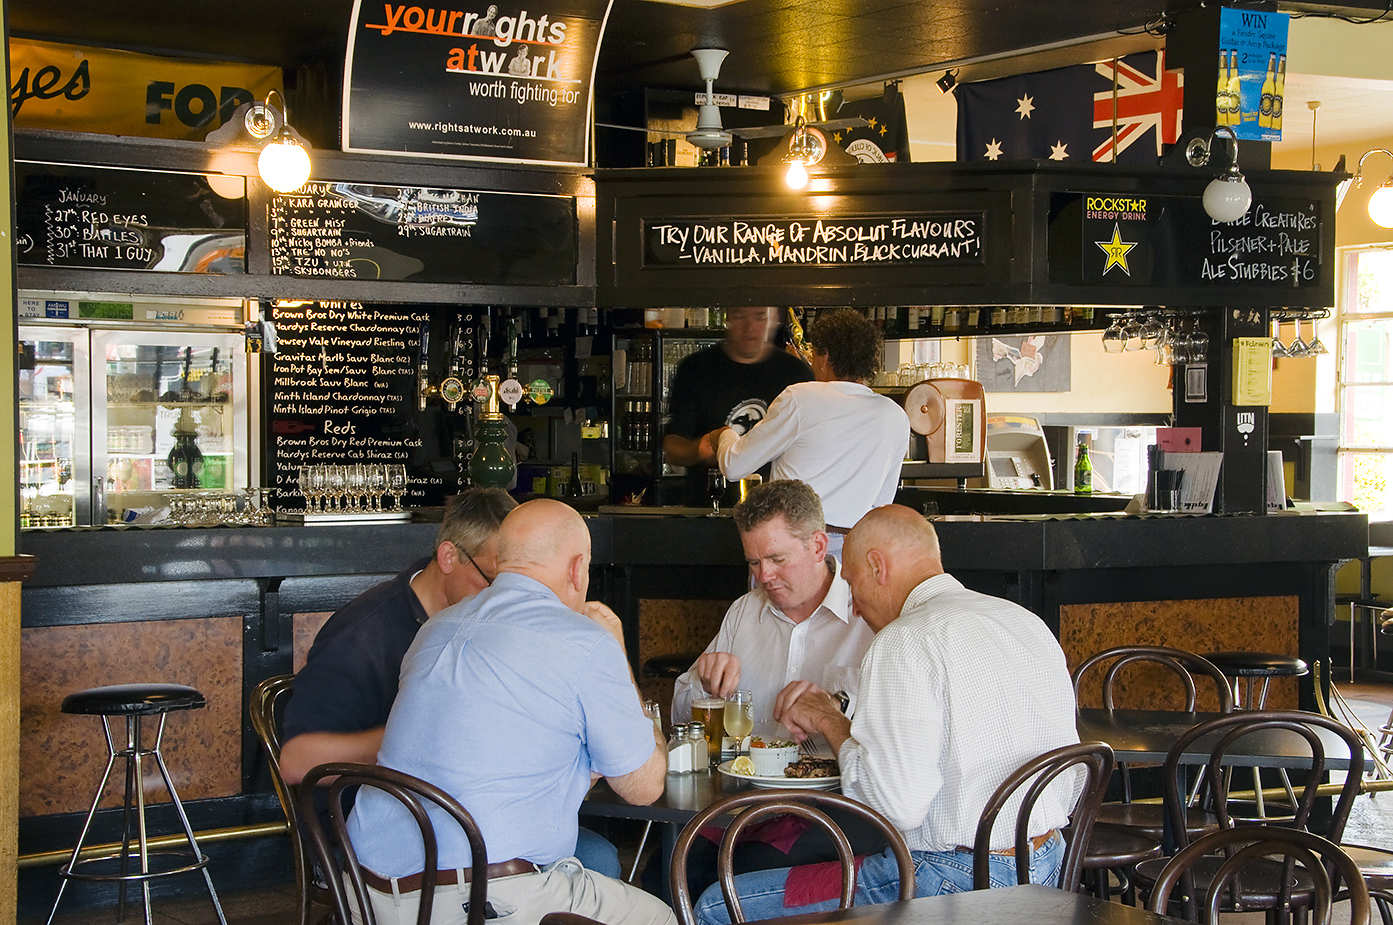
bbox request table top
[1076,708,1368,770]
[740,883,1186,925]
[582,709,1367,825]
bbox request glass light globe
[1203,175,1252,223]
[785,160,809,190]
[258,136,311,193]
[1368,183,1393,228]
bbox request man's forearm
[662,434,703,467]
[280,728,386,784]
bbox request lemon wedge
[730,756,756,776]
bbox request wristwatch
[833,690,850,714]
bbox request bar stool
[47,683,227,925]
[1201,651,1309,821]
[642,653,699,680]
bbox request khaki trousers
[357,857,677,925]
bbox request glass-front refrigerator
[611,327,724,506]
[19,292,252,527]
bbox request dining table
[736,883,1189,925]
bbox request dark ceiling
[8,0,1389,100]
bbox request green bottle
[1074,442,1093,495]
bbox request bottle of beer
[1074,441,1093,495]
[1216,50,1230,125]
[1273,54,1286,131]
[1226,50,1243,125]
[1259,53,1276,127]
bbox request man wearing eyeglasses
[281,487,517,785]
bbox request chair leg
[628,820,653,883]
[151,721,228,925]
[133,716,153,925]
[119,717,137,922]
[45,721,122,925]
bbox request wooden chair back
[973,741,1115,892]
[249,674,324,925]
[299,762,490,925]
[1147,827,1370,925]
[669,790,914,925]
[1072,646,1235,713]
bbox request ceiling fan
[596,48,868,152]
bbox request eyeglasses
[454,543,493,586]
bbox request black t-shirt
[665,345,812,503]
[282,557,432,741]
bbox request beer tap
[417,321,439,411]
[439,319,468,412]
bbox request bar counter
[14,509,1367,915]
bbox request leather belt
[825,525,851,535]
[957,829,1057,857]
[363,858,539,894]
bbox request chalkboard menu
[642,213,985,268]
[14,162,246,273]
[1051,191,1324,290]
[267,301,449,509]
[268,181,576,284]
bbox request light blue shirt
[346,572,655,877]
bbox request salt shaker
[686,721,708,771]
[667,723,692,774]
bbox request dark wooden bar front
[14,510,1365,914]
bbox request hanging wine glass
[1271,316,1291,359]
[1308,314,1329,356]
[1187,318,1209,364]
[1139,311,1165,352]
[1121,313,1145,351]
[1101,314,1127,354]
[1287,318,1309,357]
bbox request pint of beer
[737,474,762,503]
[692,697,726,766]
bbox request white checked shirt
[715,381,910,530]
[838,573,1081,852]
[672,558,875,725]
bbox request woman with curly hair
[701,308,909,556]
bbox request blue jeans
[692,832,1063,925]
[576,827,622,879]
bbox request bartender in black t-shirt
[664,306,812,505]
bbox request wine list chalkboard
[642,213,986,268]
[266,301,449,509]
[14,161,247,273]
[268,181,577,285]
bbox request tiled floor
[28,681,1393,925]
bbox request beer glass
[692,696,726,766]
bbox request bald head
[841,505,944,632]
[497,499,592,609]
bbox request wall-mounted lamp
[1186,125,1252,223]
[783,116,825,190]
[245,90,311,192]
[936,70,958,94]
[1347,149,1393,228]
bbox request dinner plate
[717,759,840,790]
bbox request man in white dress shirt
[693,505,1080,925]
[700,309,910,557]
[671,479,874,727]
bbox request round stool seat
[1381,610,1393,635]
[642,653,699,680]
[1201,651,1309,678]
[62,683,205,716]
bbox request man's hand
[698,427,729,467]
[582,601,625,651]
[693,651,741,699]
[775,682,852,753]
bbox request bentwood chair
[1071,647,1234,901]
[250,674,332,925]
[973,741,1115,892]
[1133,711,1366,920]
[1147,828,1370,925]
[669,790,914,925]
[299,762,492,925]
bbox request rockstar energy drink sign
[9,38,283,141]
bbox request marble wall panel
[1061,597,1301,712]
[293,611,335,674]
[20,617,243,817]
[637,599,729,726]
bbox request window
[1339,247,1393,511]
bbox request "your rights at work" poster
[343,0,613,167]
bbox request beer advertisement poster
[343,0,614,166]
[1215,8,1289,142]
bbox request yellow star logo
[879,125,887,136]
[833,132,843,144]
[1095,223,1136,276]
[867,116,879,129]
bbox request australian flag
[957,51,1183,164]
